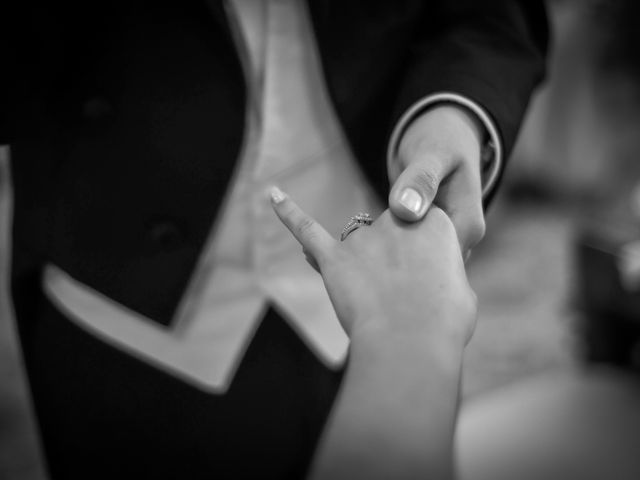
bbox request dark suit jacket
[0,1,547,478]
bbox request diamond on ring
[340,212,373,241]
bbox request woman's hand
[269,186,477,347]
[271,186,477,479]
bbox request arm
[308,314,465,480]
[391,0,548,163]
[270,187,476,479]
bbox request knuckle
[412,167,440,197]
[376,210,395,230]
[449,278,477,317]
[428,206,453,232]
[296,216,317,239]
[460,286,478,319]
[466,215,486,247]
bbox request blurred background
[2,0,640,478]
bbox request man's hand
[388,105,486,252]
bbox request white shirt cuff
[387,92,503,200]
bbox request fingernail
[269,186,287,204]
[399,188,423,214]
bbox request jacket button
[82,96,114,120]
[148,222,185,252]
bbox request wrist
[349,287,477,351]
[397,104,482,169]
[347,319,465,396]
[388,93,504,200]
[349,312,468,361]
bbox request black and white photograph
[1,1,639,479]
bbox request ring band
[340,212,373,241]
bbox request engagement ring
[340,212,373,241]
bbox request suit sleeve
[389,0,549,203]
[0,5,12,144]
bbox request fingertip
[389,188,429,222]
[427,205,450,225]
[398,187,424,214]
[269,185,287,205]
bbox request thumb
[388,154,449,222]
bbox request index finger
[269,186,336,266]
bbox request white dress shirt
[43,0,501,393]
